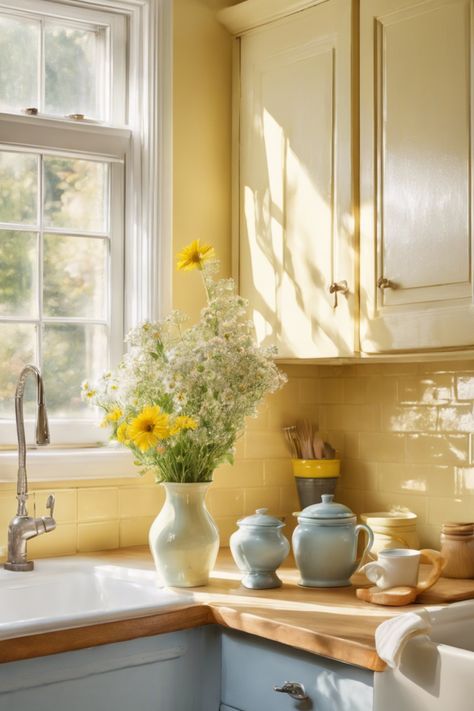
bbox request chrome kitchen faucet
[4,365,56,571]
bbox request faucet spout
[4,366,55,572]
[15,365,50,516]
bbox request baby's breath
[86,250,286,483]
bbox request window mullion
[38,152,44,374]
[39,16,45,113]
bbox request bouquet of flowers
[83,241,286,483]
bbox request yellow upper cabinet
[237,0,356,359]
[360,0,474,353]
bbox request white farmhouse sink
[374,600,474,711]
[0,557,191,640]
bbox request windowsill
[0,446,138,482]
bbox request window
[0,0,172,462]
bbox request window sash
[0,143,125,446]
[0,0,127,123]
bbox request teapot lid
[237,508,284,528]
[298,494,354,520]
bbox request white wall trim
[218,0,329,35]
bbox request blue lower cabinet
[0,627,221,711]
[221,629,374,711]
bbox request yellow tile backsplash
[2,361,474,558]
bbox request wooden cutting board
[417,575,474,603]
[352,564,474,604]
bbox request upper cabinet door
[239,0,355,359]
[360,0,474,353]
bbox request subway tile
[417,523,442,550]
[245,431,289,459]
[377,463,455,498]
[213,460,264,488]
[118,487,164,518]
[407,434,469,464]
[30,489,76,525]
[437,405,474,432]
[298,379,321,404]
[28,524,77,559]
[244,487,280,516]
[456,375,474,401]
[359,433,405,463]
[263,459,293,486]
[363,491,428,520]
[78,521,119,552]
[428,497,474,525]
[398,374,453,404]
[320,378,345,404]
[340,459,378,490]
[279,483,300,514]
[78,488,118,523]
[207,488,244,517]
[213,515,239,546]
[336,488,366,515]
[454,467,474,496]
[366,375,398,404]
[344,432,360,459]
[381,405,438,433]
[119,517,154,547]
[326,404,379,432]
[343,378,367,404]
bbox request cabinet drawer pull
[273,681,309,701]
[377,277,394,290]
[329,280,349,307]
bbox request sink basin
[0,557,191,640]
[374,600,474,711]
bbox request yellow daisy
[177,240,215,271]
[100,406,123,428]
[116,422,130,444]
[128,406,170,452]
[170,415,198,436]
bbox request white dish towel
[375,609,432,669]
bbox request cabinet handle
[377,277,394,290]
[328,280,349,308]
[273,681,309,701]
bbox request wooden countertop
[0,547,429,671]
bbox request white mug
[359,548,444,591]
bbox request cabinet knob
[328,280,349,308]
[377,277,394,290]
[273,681,309,701]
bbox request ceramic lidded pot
[292,494,374,587]
[230,508,290,589]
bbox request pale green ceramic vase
[149,482,219,587]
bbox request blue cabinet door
[221,629,373,711]
[0,627,221,711]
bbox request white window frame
[0,0,173,481]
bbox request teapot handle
[355,524,374,569]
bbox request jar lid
[297,494,354,520]
[441,522,474,536]
[237,508,284,528]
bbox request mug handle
[358,561,384,584]
[355,523,374,568]
[415,549,445,593]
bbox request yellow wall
[172,0,234,321]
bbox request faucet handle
[45,494,55,518]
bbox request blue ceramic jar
[230,508,290,589]
[292,495,374,587]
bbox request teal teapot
[292,495,373,587]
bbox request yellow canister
[360,511,419,557]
